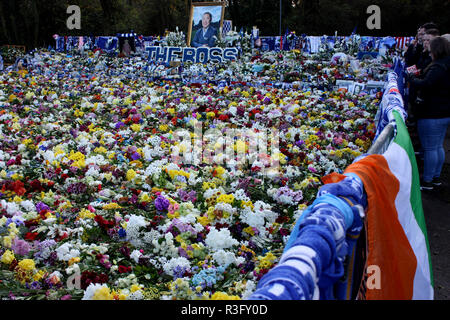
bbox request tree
[0,0,448,50]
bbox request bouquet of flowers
[162,27,186,47]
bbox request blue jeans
[417,118,450,182]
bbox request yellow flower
[235,140,247,154]
[243,226,255,236]
[94,146,107,154]
[210,292,240,300]
[93,286,114,300]
[68,257,80,266]
[79,208,95,219]
[216,194,234,204]
[139,192,151,203]
[103,203,122,210]
[3,236,12,248]
[130,284,142,293]
[1,250,15,264]
[197,216,211,227]
[202,182,216,190]
[335,150,343,158]
[126,169,137,181]
[78,209,95,219]
[168,211,180,219]
[213,166,226,177]
[355,138,365,147]
[241,200,254,209]
[18,259,36,271]
[131,124,141,132]
[33,270,46,282]
[67,151,86,168]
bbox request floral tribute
[0,47,384,300]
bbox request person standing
[192,12,217,48]
[407,25,439,124]
[419,28,440,71]
[405,26,426,67]
[406,37,450,190]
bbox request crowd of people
[405,23,450,191]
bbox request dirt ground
[409,124,450,300]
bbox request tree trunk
[33,0,40,48]
[0,2,11,43]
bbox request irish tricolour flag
[345,110,433,299]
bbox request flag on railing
[222,20,232,37]
[345,110,433,300]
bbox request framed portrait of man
[188,2,225,48]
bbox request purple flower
[131,152,141,160]
[115,122,125,130]
[67,182,87,194]
[36,202,50,212]
[155,195,170,212]
[11,239,31,256]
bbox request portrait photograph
[188,2,225,48]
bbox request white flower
[56,243,80,261]
[127,290,144,300]
[163,257,191,277]
[212,249,238,267]
[20,200,35,212]
[240,207,265,229]
[130,250,143,263]
[233,189,250,202]
[205,227,238,251]
[241,280,257,300]
[1,200,21,215]
[82,283,108,300]
[126,214,148,247]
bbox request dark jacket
[405,43,423,67]
[408,55,450,119]
[192,27,217,48]
[407,48,432,114]
[416,51,433,72]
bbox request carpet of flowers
[0,48,387,300]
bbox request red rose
[118,265,131,274]
[24,232,39,241]
[12,181,26,196]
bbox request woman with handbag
[407,36,450,191]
